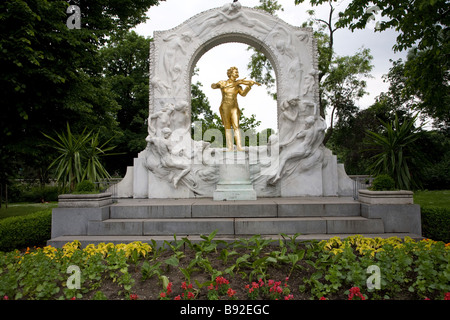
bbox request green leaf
[164,256,179,267]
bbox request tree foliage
[99,31,152,174]
[322,48,373,145]
[336,0,449,125]
[365,113,423,190]
[298,4,374,143]
[43,124,119,192]
[296,0,449,125]
[0,0,160,184]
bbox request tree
[0,0,160,184]
[334,0,449,125]
[43,124,119,192]
[297,3,373,140]
[299,2,339,82]
[328,99,392,175]
[322,48,373,145]
[365,113,423,190]
[99,31,152,175]
[402,47,449,127]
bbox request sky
[133,0,407,131]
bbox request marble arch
[149,2,318,128]
[114,1,354,199]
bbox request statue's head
[162,127,172,138]
[305,116,315,127]
[227,66,239,79]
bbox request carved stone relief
[116,2,354,199]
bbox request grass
[0,202,57,220]
[413,190,450,208]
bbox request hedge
[421,206,450,243]
[0,209,52,252]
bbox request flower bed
[0,234,449,300]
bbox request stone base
[361,203,421,235]
[114,148,357,199]
[58,193,113,208]
[358,190,414,204]
[213,151,257,201]
[213,182,257,201]
[48,197,423,248]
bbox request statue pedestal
[213,151,257,201]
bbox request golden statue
[211,66,261,151]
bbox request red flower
[215,276,229,285]
[187,291,195,300]
[227,288,236,298]
[3,295,9,300]
[319,296,327,300]
[166,282,173,294]
[174,295,181,300]
[444,292,450,300]
[160,292,166,298]
[129,294,138,300]
[348,287,365,300]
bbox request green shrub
[371,174,396,191]
[421,206,450,243]
[0,209,52,251]
[74,180,96,193]
[422,155,450,190]
[6,184,60,203]
[21,186,60,202]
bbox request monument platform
[47,196,422,248]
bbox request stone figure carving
[171,101,190,133]
[150,76,171,97]
[279,97,301,147]
[147,127,191,188]
[302,69,317,96]
[268,114,326,185]
[211,66,261,151]
[271,27,303,94]
[198,1,271,37]
[148,103,174,137]
[162,33,192,84]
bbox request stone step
[109,197,361,219]
[47,233,424,249]
[87,216,384,236]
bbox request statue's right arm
[211,80,224,89]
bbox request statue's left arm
[238,85,252,97]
